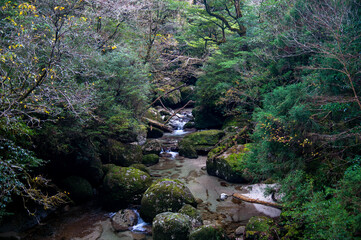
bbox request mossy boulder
[162,90,182,108]
[61,176,93,203]
[189,225,229,240]
[142,154,160,166]
[153,212,191,240]
[184,121,195,129]
[102,163,117,175]
[207,144,250,183]
[192,106,224,129]
[101,139,142,167]
[102,166,152,209]
[178,139,198,159]
[142,139,162,155]
[130,163,150,174]
[179,130,225,157]
[178,204,203,229]
[245,216,277,240]
[180,86,195,106]
[140,179,197,222]
[145,107,164,123]
[147,126,164,138]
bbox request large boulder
[152,212,191,240]
[102,166,152,209]
[142,139,163,155]
[245,216,277,240]
[111,209,138,232]
[192,106,224,129]
[189,225,229,240]
[178,139,198,159]
[142,154,160,166]
[179,130,225,157]
[101,139,142,167]
[180,86,195,106]
[162,90,182,108]
[61,176,93,203]
[207,144,250,183]
[178,204,203,229]
[147,126,164,139]
[140,179,197,222]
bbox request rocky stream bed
[2,108,281,240]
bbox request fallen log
[232,193,282,209]
[143,117,173,132]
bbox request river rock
[152,212,191,240]
[161,89,182,108]
[245,216,277,240]
[206,144,250,183]
[111,209,138,232]
[235,226,246,236]
[147,126,164,138]
[178,204,203,229]
[140,179,197,222]
[178,139,198,158]
[189,225,229,240]
[61,176,93,203]
[142,154,160,166]
[179,130,225,157]
[180,86,195,106]
[142,139,162,155]
[101,139,142,167]
[102,166,152,209]
[130,163,150,174]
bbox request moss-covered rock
[178,139,198,159]
[102,163,117,175]
[153,212,191,240]
[142,139,162,155]
[61,176,93,203]
[130,163,150,174]
[189,225,229,240]
[142,154,160,166]
[101,139,143,167]
[245,216,277,240]
[179,130,225,157]
[180,86,195,106]
[162,90,182,108]
[140,179,197,222]
[147,126,164,138]
[192,106,224,129]
[145,107,164,123]
[178,204,203,229]
[184,121,195,129]
[207,144,250,183]
[102,166,152,209]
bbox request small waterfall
[131,209,150,232]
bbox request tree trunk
[232,193,282,209]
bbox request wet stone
[111,209,138,232]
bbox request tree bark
[232,193,282,209]
[143,117,173,132]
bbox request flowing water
[11,108,280,240]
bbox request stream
[13,108,280,240]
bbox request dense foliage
[1,0,360,238]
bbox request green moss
[245,216,277,240]
[140,179,196,222]
[153,212,191,240]
[130,164,150,174]
[103,139,143,166]
[142,154,160,166]
[102,166,152,209]
[179,139,198,158]
[183,130,225,146]
[189,225,228,240]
